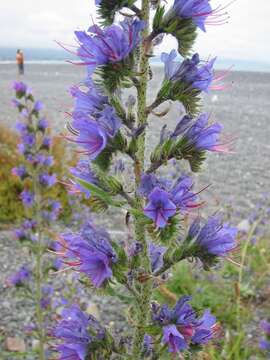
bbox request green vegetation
[155,225,270,359]
[0,124,73,225]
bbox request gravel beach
[0,63,270,357]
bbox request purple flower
[12,81,28,96]
[189,216,237,256]
[69,118,107,160]
[153,296,217,353]
[142,334,153,357]
[6,265,31,287]
[37,118,48,131]
[71,81,121,139]
[12,165,27,179]
[173,113,230,154]
[33,154,54,167]
[171,115,192,138]
[162,325,186,353]
[54,305,91,360]
[259,339,270,351]
[69,160,98,198]
[170,176,198,210]
[33,100,44,112]
[22,133,36,146]
[42,200,61,222]
[58,222,117,287]
[171,0,229,32]
[39,173,57,188]
[144,187,176,228]
[42,136,52,149]
[192,310,216,344]
[149,242,167,273]
[137,174,160,197]
[172,0,212,31]
[161,50,216,93]
[261,320,270,335]
[20,189,35,207]
[74,19,144,73]
[15,121,28,135]
[40,285,53,309]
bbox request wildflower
[167,0,229,32]
[149,242,167,273]
[153,296,217,353]
[74,19,144,73]
[69,118,107,160]
[20,189,35,207]
[58,222,117,287]
[33,100,44,112]
[6,265,31,287]
[144,187,177,228]
[42,200,61,222]
[71,81,121,138]
[37,118,48,132]
[42,136,52,150]
[22,133,36,147]
[12,165,28,179]
[161,50,216,93]
[142,334,153,357]
[162,324,186,352]
[39,173,57,188]
[189,216,237,256]
[142,175,199,227]
[53,305,92,360]
[12,81,28,97]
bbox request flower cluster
[56,221,118,287]
[259,320,270,353]
[152,296,218,353]
[138,173,199,228]
[53,305,105,359]
[73,18,144,74]
[67,80,121,159]
[161,50,216,93]
[6,265,31,287]
[12,81,59,229]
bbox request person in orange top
[16,49,24,75]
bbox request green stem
[132,0,152,358]
[33,169,46,360]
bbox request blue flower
[58,222,117,287]
[20,189,35,208]
[162,324,186,353]
[74,19,144,73]
[69,118,107,160]
[189,216,237,256]
[54,305,91,360]
[153,296,217,353]
[144,187,177,228]
[172,0,212,31]
[6,265,31,287]
[148,242,167,273]
[161,50,216,93]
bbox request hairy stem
[33,170,46,360]
[132,0,152,358]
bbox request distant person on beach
[16,49,24,75]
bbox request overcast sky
[1,0,270,61]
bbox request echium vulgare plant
[9,81,60,360]
[53,0,237,358]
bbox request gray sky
[1,0,270,61]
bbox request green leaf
[76,178,125,208]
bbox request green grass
[154,227,270,359]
